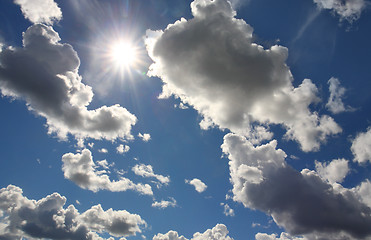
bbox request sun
[110,41,137,67]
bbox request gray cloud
[146,0,341,152]
[14,0,62,25]
[0,185,146,240]
[221,133,371,239]
[0,24,137,142]
[62,149,153,195]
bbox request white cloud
[153,224,233,240]
[96,159,111,170]
[255,232,305,240]
[0,185,146,239]
[62,149,153,195]
[313,0,367,22]
[117,144,130,154]
[132,164,170,186]
[185,178,207,193]
[14,0,62,25]
[326,77,352,114]
[315,158,349,183]
[0,24,137,142]
[98,148,108,154]
[146,0,341,152]
[351,127,371,164]
[221,203,235,217]
[138,133,151,142]
[221,133,371,239]
[152,198,177,209]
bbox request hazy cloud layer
[132,164,170,186]
[0,185,146,239]
[146,0,341,152]
[153,224,233,240]
[0,24,137,141]
[313,0,367,22]
[14,0,62,25]
[221,133,371,239]
[62,149,153,195]
[185,178,207,193]
[351,127,371,164]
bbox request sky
[1,0,371,239]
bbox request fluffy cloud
[221,203,235,217]
[315,158,349,183]
[0,185,145,239]
[185,178,207,193]
[255,232,305,240]
[132,164,170,186]
[138,133,151,142]
[62,149,153,195]
[152,197,177,209]
[351,127,371,164]
[313,0,367,22]
[326,77,352,114]
[146,0,341,152]
[0,24,137,142]
[221,133,371,239]
[14,0,62,25]
[117,144,130,154]
[153,224,233,240]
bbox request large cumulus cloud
[221,133,371,239]
[0,185,146,240]
[0,24,137,141]
[146,0,341,152]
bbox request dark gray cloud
[0,185,146,239]
[146,0,341,152]
[0,24,137,142]
[222,133,371,239]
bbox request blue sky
[1,0,371,239]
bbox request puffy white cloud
[221,203,235,217]
[221,133,371,239]
[14,0,62,25]
[138,133,151,142]
[315,158,349,183]
[351,127,371,164]
[146,0,341,152]
[313,0,367,22]
[0,185,146,239]
[153,224,233,240]
[62,149,153,195]
[152,197,177,209]
[185,178,207,193]
[326,77,352,114]
[255,232,305,240]
[117,144,130,154]
[132,164,170,186]
[98,148,108,154]
[0,24,137,142]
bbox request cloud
[62,149,153,195]
[117,144,130,154]
[152,198,177,209]
[0,185,146,239]
[313,0,367,22]
[315,158,349,183]
[221,203,235,217]
[0,24,137,142]
[146,0,341,152]
[351,127,371,164]
[14,0,62,25]
[98,148,108,154]
[221,133,371,239]
[185,178,207,193]
[132,164,170,186]
[138,133,151,142]
[255,232,305,240]
[153,224,233,240]
[326,77,352,114]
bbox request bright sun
[110,41,137,67]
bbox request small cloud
[36,158,41,164]
[326,77,353,114]
[315,158,349,183]
[221,203,235,217]
[351,127,371,164]
[313,0,367,22]
[117,144,130,154]
[75,200,81,205]
[185,178,207,193]
[138,133,151,142]
[14,0,62,25]
[132,164,170,186]
[98,148,108,154]
[96,159,110,170]
[152,197,177,209]
[88,142,94,149]
[174,102,189,109]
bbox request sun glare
[110,41,137,67]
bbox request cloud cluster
[0,24,137,142]
[153,224,233,240]
[132,164,170,186]
[0,185,145,239]
[14,0,62,25]
[146,0,341,152]
[62,149,153,195]
[351,127,371,164]
[221,133,371,239]
[313,0,367,22]
[185,178,207,193]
